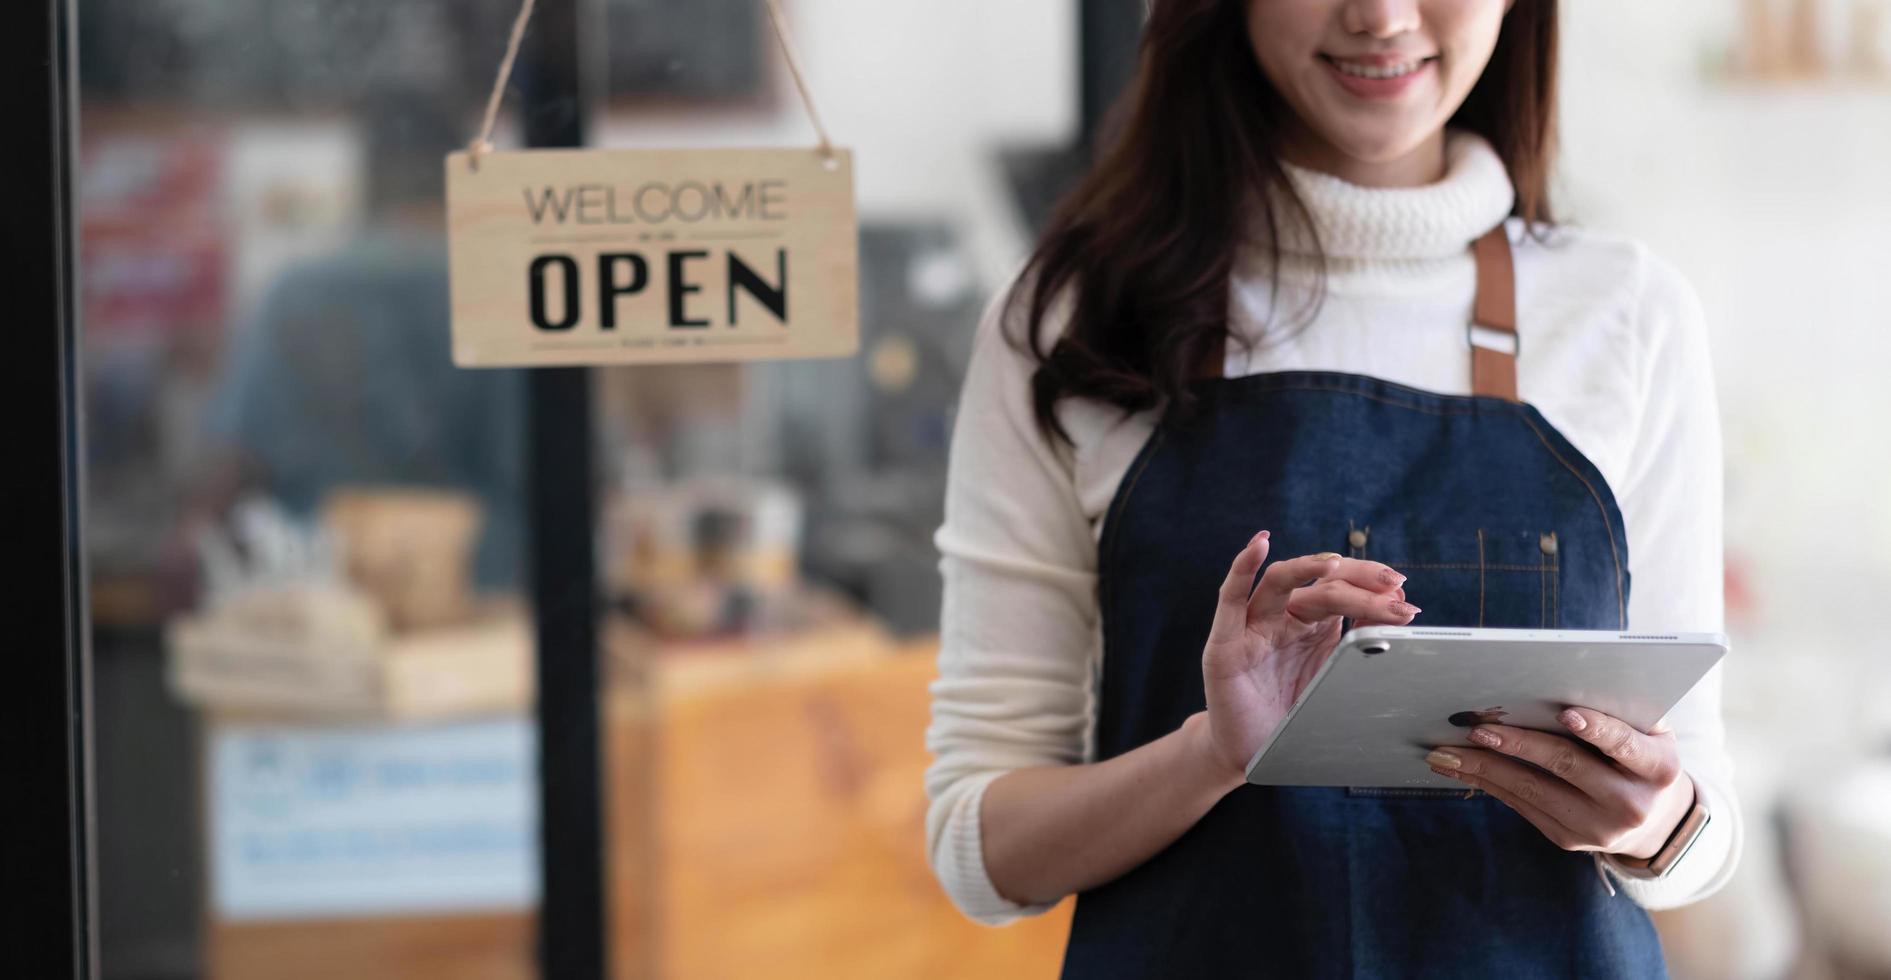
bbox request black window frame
[5,0,96,978]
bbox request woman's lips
[1320,54,1437,100]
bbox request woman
[925,1,1741,976]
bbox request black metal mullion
[1079,0,1145,147]
[4,0,94,978]
[517,0,607,977]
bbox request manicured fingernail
[1312,552,1342,562]
[1391,600,1420,616]
[1468,728,1501,748]
[1559,709,1587,732]
[1429,765,1460,780]
[1425,749,1462,770]
[1259,530,1271,539]
[1378,568,1407,587]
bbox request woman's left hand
[1425,707,1694,860]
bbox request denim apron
[1059,229,1665,979]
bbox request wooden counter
[208,620,1071,979]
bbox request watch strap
[1610,780,1711,880]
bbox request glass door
[75,1,556,977]
[55,0,1113,977]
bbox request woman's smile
[1250,0,1509,183]
[1319,52,1439,99]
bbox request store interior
[76,1,1891,978]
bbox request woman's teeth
[1329,58,1428,79]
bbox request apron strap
[1194,223,1521,392]
[1469,225,1519,401]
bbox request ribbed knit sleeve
[924,288,1097,924]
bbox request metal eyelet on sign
[1540,532,1558,556]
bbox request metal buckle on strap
[1468,321,1520,357]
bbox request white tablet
[1243,626,1728,788]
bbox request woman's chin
[1306,124,1445,177]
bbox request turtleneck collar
[1244,130,1517,292]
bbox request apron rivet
[1540,532,1558,555]
[1348,528,1369,550]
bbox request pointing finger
[1207,531,1271,647]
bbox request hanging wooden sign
[445,146,858,367]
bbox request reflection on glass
[81,2,540,977]
[75,0,1084,975]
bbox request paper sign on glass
[445,147,858,367]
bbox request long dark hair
[1010,0,1559,443]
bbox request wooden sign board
[445,146,858,367]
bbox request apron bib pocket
[1343,524,1560,629]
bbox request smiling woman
[926,1,1739,977]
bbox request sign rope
[466,0,836,170]
[467,0,537,171]
[760,0,836,160]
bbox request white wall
[1560,1,1891,600]
[592,0,1076,221]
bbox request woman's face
[1246,0,1511,180]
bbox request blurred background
[71,1,1891,978]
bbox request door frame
[5,0,97,977]
[517,1,609,976]
[7,0,614,975]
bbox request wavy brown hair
[1010,0,1559,443]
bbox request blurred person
[926,1,1738,976]
[176,89,523,599]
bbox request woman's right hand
[1195,530,1420,781]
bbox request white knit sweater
[925,131,1742,924]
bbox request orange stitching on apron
[1512,413,1628,628]
[1102,427,1168,604]
[1093,426,1170,747]
[1202,381,1480,417]
[1552,545,1561,627]
[1476,528,1487,627]
[1540,545,1548,628]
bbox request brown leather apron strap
[1194,223,1520,392]
[1469,225,1519,401]
[1197,332,1226,381]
